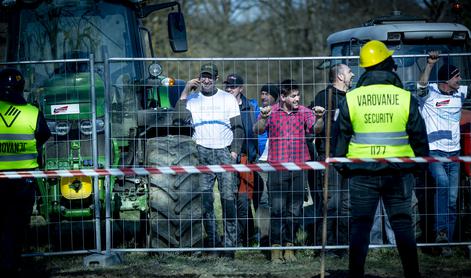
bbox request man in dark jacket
[334,41,428,278]
[224,73,260,246]
[306,63,354,255]
[0,68,51,276]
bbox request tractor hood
[40,72,105,121]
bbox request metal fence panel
[1,54,470,257]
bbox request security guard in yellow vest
[334,41,429,278]
[0,68,50,276]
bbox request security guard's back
[334,40,428,278]
[0,68,50,276]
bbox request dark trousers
[236,192,256,245]
[236,171,263,245]
[349,173,420,278]
[268,170,305,245]
[326,167,349,246]
[197,146,238,248]
[0,178,35,273]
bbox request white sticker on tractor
[51,104,80,115]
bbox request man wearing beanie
[256,83,280,249]
[258,84,279,162]
[335,40,428,278]
[417,51,470,257]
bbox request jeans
[429,150,460,240]
[197,146,238,248]
[268,170,305,245]
[349,173,420,278]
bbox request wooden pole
[320,87,333,278]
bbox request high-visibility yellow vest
[346,84,415,158]
[0,100,39,169]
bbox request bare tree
[146,0,432,59]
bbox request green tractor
[0,0,202,250]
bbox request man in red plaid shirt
[253,79,324,263]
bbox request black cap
[438,64,460,82]
[200,63,218,78]
[260,84,279,101]
[223,74,244,87]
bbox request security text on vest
[357,93,400,106]
[0,142,27,153]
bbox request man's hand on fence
[260,106,272,119]
[312,106,325,118]
[427,51,440,65]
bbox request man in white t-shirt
[417,51,470,256]
[174,63,244,258]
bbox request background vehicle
[323,11,471,244]
[0,0,201,250]
[324,12,470,94]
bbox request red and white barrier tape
[0,156,470,179]
[326,156,471,164]
[0,162,327,179]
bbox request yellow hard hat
[359,40,394,68]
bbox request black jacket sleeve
[35,111,51,147]
[333,98,352,157]
[332,98,352,175]
[230,115,244,155]
[35,111,51,168]
[406,96,429,157]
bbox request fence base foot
[83,252,123,268]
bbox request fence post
[83,53,122,267]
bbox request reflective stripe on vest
[346,84,415,158]
[0,100,39,169]
[352,131,409,145]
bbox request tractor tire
[147,135,203,248]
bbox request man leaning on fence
[0,68,51,276]
[253,79,325,263]
[173,63,244,258]
[417,51,470,257]
[334,40,429,278]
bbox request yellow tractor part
[60,176,93,200]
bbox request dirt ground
[18,247,471,278]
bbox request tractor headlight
[79,119,105,135]
[148,63,163,78]
[47,121,71,136]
